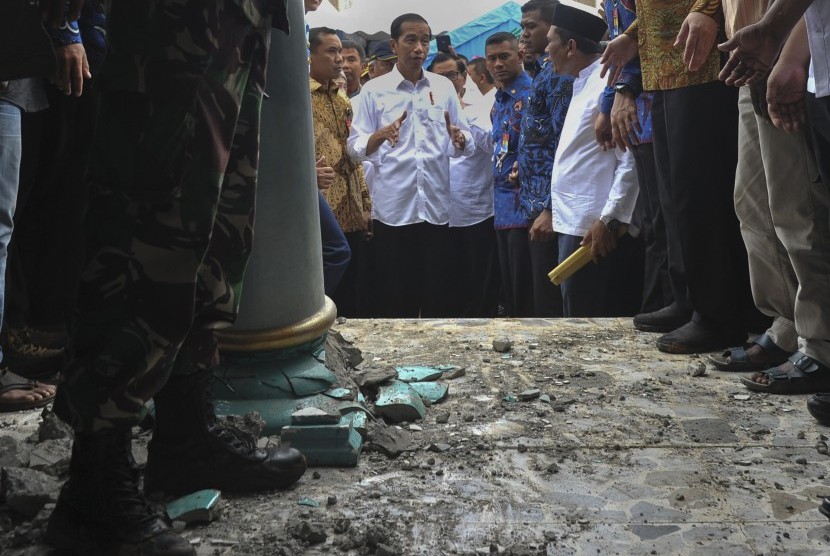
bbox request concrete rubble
[0,318,829,554]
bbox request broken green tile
[213,352,334,401]
[298,498,320,507]
[503,395,517,403]
[395,366,446,383]
[357,391,366,404]
[346,412,368,436]
[374,380,427,423]
[410,382,449,404]
[166,490,222,524]
[281,420,363,467]
[284,366,337,396]
[325,388,353,400]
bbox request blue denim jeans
[319,191,350,297]
[0,99,23,364]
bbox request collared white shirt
[348,65,473,226]
[461,75,485,106]
[449,88,496,227]
[550,59,638,237]
[807,2,830,98]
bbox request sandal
[709,333,792,372]
[0,367,56,412]
[740,353,830,395]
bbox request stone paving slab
[3,317,830,555]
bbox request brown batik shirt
[624,0,723,91]
[310,77,371,233]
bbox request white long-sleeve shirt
[807,1,830,98]
[449,88,496,227]
[550,59,638,237]
[348,65,473,226]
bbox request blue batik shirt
[599,0,653,144]
[517,60,574,221]
[46,1,107,74]
[491,72,534,230]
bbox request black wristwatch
[614,83,635,97]
[600,215,621,233]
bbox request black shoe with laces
[144,369,307,497]
[2,326,63,380]
[45,428,194,556]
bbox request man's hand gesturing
[444,111,466,151]
[367,111,407,155]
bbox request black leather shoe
[144,369,307,497]
[656,320,746,355]
[46,429,194,556]
[808,393,830,426]
[633,304,691,333]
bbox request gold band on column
[217,297,337,353]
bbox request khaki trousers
[734,88,830,365]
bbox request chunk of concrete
[165,489,223,524]
[0,436,30,469]
[395,366,445,383]
[27,438,71,477]
[366,427,415,458]
[374,381,427,423]
[356,367,398,388]
[37,410,72,441]
[519,389,541,401]
[1,467,59,517]
[442,366,466,380]
[281,420,363,467]
[292,407,341,425]
[492,339,512,353]
[409,382,449,404]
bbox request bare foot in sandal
[0,367,57,412]
[740,353,830,395]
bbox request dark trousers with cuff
[495,228,534,317]
[651,81,753,332]
[631,142,674,313]
[529,237,564,317]
[450,217,499,318]
[369,220,455,318]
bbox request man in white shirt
[547,6,639,317]
[467,57,497,98]
[348,13,473,317]
[432,54,499,317]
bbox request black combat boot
[45,428,194,555]
[144,369,307,496]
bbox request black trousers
[450,217,499,318]
[529,236,563,317]
[652,81,753,331]
[331,230,370,318]
[495,228,534,317]
[632,142,674,313]
[5,84,99,331]
[807,93,830,193]
[369,220,455,318]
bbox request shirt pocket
[377,99,410,128]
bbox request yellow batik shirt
[310,78,371,233]
[625,0,723,91]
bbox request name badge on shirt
[496,121,510,171]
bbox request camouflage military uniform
[54,0,281,433]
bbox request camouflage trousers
[54,0,274,433]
